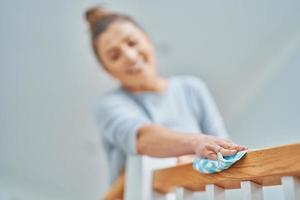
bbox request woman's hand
[137,124,247,159]
[193,134,247,160]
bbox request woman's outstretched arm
[136,124,247,160]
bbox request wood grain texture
[102,172,125,200]
[153,143,300,194]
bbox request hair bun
[85,6,112,28]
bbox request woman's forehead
[99,21,144,48]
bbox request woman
[85,6,247,184]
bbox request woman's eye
[128,39,137,47]
[109,51,120,61]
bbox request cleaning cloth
[193,150,248,174]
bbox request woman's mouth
[127,59,145,75]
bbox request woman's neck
[122,76,168,93]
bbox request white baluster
[153,191,176,200]
[240,181,263,200]
[182,188,194,200]
[281,176,300,200]
[175,187,194,200]
[124,156,142,200]
[205,184,225,200]
[124,156,177,200]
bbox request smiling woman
[85,6,247,185]
[96,21,161,92]
[86,7,161,92]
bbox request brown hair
[85,6,143,64]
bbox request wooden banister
[153,142,300,194]
[102,172,125,200]
[102,142,300,198]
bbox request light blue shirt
[95,76,227,184]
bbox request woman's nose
[122,46,137,64]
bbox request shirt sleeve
[95,95,151,155]
[185,76,228,138]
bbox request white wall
[1,0,300,199]
[229,44,300,148]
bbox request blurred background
[1,0,300,199]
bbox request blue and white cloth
[193,150,248,174]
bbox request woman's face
[96,21,157,87]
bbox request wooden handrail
[102,172,125,200]
[153,142,300,194]
[102,142,300,197]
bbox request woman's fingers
[229,144,248,151]
[205,143,237,158]
[238,145,248,151]
[217,140,248,151]
[217,141,233,149]
[206,144,221,153]
[219,148,237,156]
[207,151,217,160]
[195,134,248,160]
